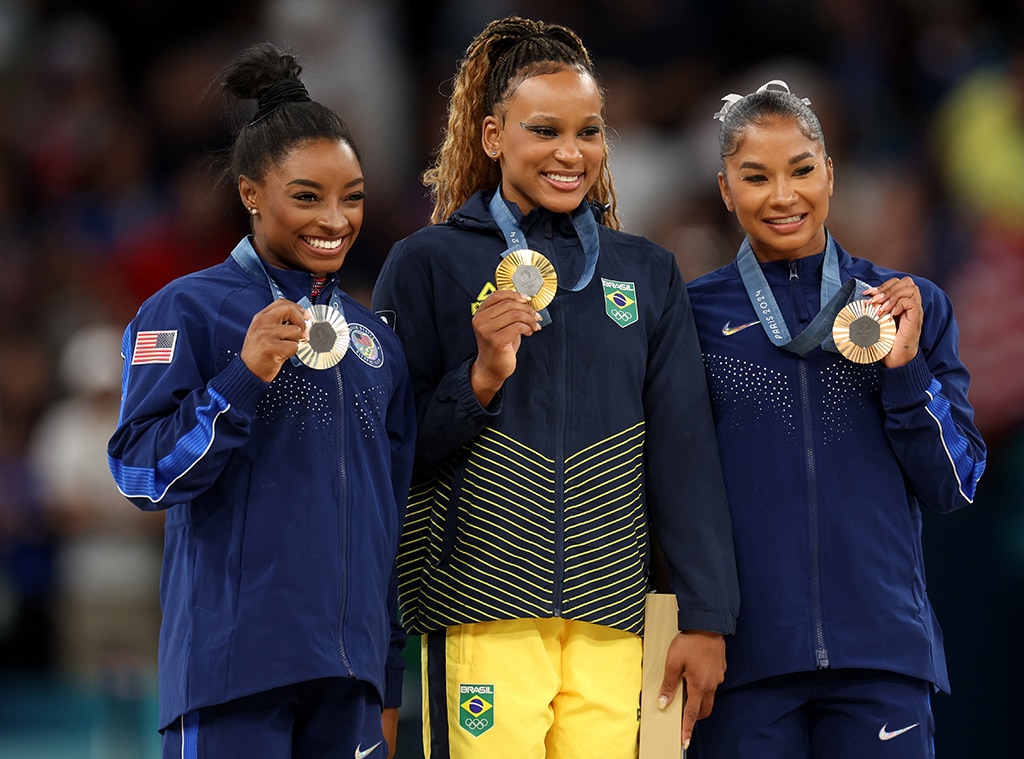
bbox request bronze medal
[495,249,558,311]
[296,304,350,369]
[832,299,896,364]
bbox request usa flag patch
[132,330,178,365]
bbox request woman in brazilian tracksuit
[371,15,738,759]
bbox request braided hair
[218,42,359,187]
[423,16,620,228]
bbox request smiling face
[482,67,605,216]
[239,137,364,276]
[718,115,834,262]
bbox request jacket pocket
[433,457,466,567]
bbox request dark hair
[218,42,359,185]
[482,20,595,116]
[423,16,619,228]
[717,81,825,164]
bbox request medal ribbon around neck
[488,188,600,314]
[736,233,872,358]
[230,238,349,369]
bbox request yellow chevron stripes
[398,423,650,635]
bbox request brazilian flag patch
[602,278,638,328]
[458,684,494,736]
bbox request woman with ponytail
[685,79,986,759]
[108,42,415,758]
[372,16,739,758]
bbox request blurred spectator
[13,13,124,207]
[932,33,1024,445]
[0,424,55,673]
[27,323,162,688]
[0,335,56,672]
[99,154,247,320]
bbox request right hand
[659,630,727,750]
[470,290,542,406]
[240,299,312,382]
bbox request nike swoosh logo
[722,320,759,336]
[355,742,382,758]
[878,723,920,741]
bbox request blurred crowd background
[0,0,1021,756]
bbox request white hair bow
[713,79,811,122]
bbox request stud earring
[490,150,497,156]
[249,207,259,216]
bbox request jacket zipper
[789,262,831,670]
[550,223,565,618]
[325,291,355,676]
[800,360,830,669]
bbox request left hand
[866,276,923,368]
[658,630,727,750]
[382,707,398,759]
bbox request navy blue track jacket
[687,235,986,692]
[108,237,416,729]
[372,190,740,637]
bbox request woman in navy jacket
[687,80,986,758]
[107,43,415,759]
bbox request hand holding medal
[863,276,923,368]
[832,277,924,365]
[240,299,322,382]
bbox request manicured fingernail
[682,739,690,750]
[658,695,668,710]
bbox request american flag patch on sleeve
[132,330,178,365]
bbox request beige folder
[639,592,685,759]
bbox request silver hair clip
[713,79,811,122]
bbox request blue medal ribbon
[736,232,868,357]
[230,237,346,366]
[487,188,600,293]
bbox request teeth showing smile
[304,237,343,250]
[768,215,803,225]
[545,173,581,184]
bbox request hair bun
[256,78,311,116]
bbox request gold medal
[832,299,896,364]
[495,249,558,311]
[296,304,350,369]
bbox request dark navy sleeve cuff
[880,352,933,411]
[383,665,405,709]
[208,354,270,417]
[677,608,737,636]
[454,355,503,419]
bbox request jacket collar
[448,189,605,236]
[231,236,340,301]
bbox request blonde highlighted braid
[423,16,620,229]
